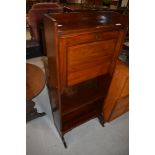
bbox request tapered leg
[62,136,67,148]
[98,114,104,127]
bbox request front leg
[98,114,104,127]
[62,136,67,148]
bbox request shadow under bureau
[44,12,128,148]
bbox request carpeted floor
[26,57,129,155]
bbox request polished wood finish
[103,60,129,122]
[27,1,60,13]
[27,2,63,56]
[63,3,126,13]
[44,12,128,147]
[67,39,116,86]
[26,63,46,122]
[26,63,46,101]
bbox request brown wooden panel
[62,99,102,133]
[48,12,128,35]
[120,78,129,98]
[44,16,62,136]
[67,62,109,86]
[65,31,118,46]
[67,39,117,86]
[60,74,110,125]
[68,39,116,67]
[62,111,96,133]
[109,96,129,121]
[103,60,129,122]
[62,101,100,123]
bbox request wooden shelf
[61,79,106,115]
[62,104,100,133]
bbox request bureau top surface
[45,12,128,35]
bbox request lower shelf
[62,98,103,133]
[60,74,110,133]
[61,74,110,116]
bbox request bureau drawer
[62,100,102,133]
[65,31,118,46]
[67,39,117,86]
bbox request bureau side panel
[44,16,62,135]
[109,30,127,75]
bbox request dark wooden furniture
[28,2,63,41]
[61,0,103,5]
[62,0,126,14]
[63,3,126,13]
[27,2,63,56]
[26,63,46,122]
[26,0,60,13]
[103,60,129,122]
[44,12,128,147]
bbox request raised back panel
[67,39,117,86]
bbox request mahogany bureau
[44,12,128,148]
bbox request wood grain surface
[26,63,46,101]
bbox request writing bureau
[44,12,128,148]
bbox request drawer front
[67,39,117,86]
[65,31,118,46]
[62,100,102,132]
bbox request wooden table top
[26,63,46,101]
[46,12,128,35]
